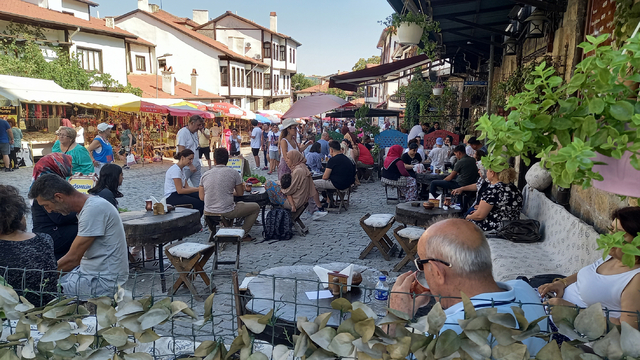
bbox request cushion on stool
[364,214,394,228]
[168,242,213,258]
[215,228,246,238]
[397,227,426,241]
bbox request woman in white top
[164,149,203,216]
[539,207,640,327]
[278,119,310,180]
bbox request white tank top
[563,256,640,318]
[281,138,296,157]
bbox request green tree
[325,88,347,99]
[352,55,381,71]
[0,22,142,96]
[291,73,318,91]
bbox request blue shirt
[441,280,548,355]
[306,152,323,173]
[317,139,330,158]
[0,119,10,144]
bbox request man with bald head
[389,219,547,354]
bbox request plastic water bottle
[374,276,389,317]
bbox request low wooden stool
[359,213,396,261]
[327,188,351,214]
[164,242,215,300]
[204,214,233,242]
[392,225,426,271]
[292,203,309,236]
[213,228,245,270]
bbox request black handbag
[495,219,542,243]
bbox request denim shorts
[0,143,10,155]
[269,150,280,161]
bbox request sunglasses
[414,258,452,271]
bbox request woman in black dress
[0,185,58,305]
[88,163,124,208]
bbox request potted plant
[432,82,444,96]
[475,33,640,196]
[381,13,440,57]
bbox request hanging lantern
[503,37,518,56]
[525,9,548,38]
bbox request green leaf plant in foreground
[1,285,640,359]
[476,33,640,190]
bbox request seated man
[427,137,448,170]
[388,219,547,355]
[313,140,355,205]
[429,144,478,198]
[29,174,129,299]
[200,148,259,242]
[468,136,487,157]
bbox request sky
[94,0,393,76]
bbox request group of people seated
[0,152,129,303]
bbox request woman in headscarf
[265,150,327,218]
[381,145,418,201]
[31,153,78,260]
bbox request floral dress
[472,182,523,231]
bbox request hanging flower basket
[592,151,640,197]
[397,22,423,45]
[432,86,444,96]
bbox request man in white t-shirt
[250,119,263,170]
[176,115,204,186]
[267,124,281,175]
[29,174,129,300]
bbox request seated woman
[164,149,204,216]
[381,145,418,201]
[465,167,522,231]
[539,207,640,328]
[31,153,78,260]
[0,185,58,305]
[306,142,323,173]
[401,142,423,177]
[265,150,326,218]
[52,126,94,175]
[88,163,123,208]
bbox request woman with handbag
[464,167,522,231]
[381,145,417,201]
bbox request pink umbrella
[282,93,348,119]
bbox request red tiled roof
[125,37,155,47]
[296,82,354,95]
[0,0,136,38]
[127,74,224,100]
[199,11,301,45]
[116,9,267,66]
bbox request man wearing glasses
[388,219,547,354]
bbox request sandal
[241,235,256,242]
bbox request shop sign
[69,176,97,194]
[0,106,17,115]
[389,94,406,102]
[227,158,243,174]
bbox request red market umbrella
[282,93,348,119]
[206,102,246,118]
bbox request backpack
[264,208,293,241]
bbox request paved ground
[0,146,409,347]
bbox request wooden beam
[446,30,504,47]
[434,4,514,19]
[447,17,512,36]
[506,0,564,12]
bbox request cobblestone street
[0,146,406,346]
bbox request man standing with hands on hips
[177,115,204,186]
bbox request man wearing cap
[428,137,448,171]
[87,123,115,173]
[177,115,205,187]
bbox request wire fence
[0,266,638,359]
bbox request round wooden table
[415,172,448,184]
[245,262,385,344]
[120,207,201,291]
[395,202,462,227]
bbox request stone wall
[266,97,291,113]
[570,186,638,233]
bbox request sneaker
[312,211,328,221]
[4,168,12,172]
[262,167,268,170]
